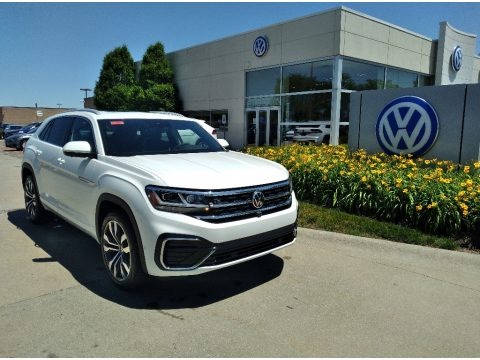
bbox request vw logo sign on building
[376,96,439,157]
[451,46,463,72]
[253,36,269,57]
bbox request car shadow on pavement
[8,209,285,310]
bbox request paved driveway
[1,145,480,357]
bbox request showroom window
[245,57,431,146]
[282,60,333,93]
[246,67,281,97]
[211,110,228,130]
[282,93,332,122]
[342,60,384,90]
[385,68,419,88]
[184,110,229,131]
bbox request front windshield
[98,119,225,156]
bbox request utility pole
[80,88,92,108]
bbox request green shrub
[246,144,480,238]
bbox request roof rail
[73,108,102,115]
[149,111,186,117]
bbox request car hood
[109,151,289,189]
[6,132,22,140]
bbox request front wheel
[100,212,144,289]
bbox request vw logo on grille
[451,46,463,72]
[376,96,439,157]
[253,36,269,57]
[251,191,265,209]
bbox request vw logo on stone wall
[376,96,439,157]
[253,36,269,57]
[451,46,463,72]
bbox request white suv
[22,110,298,288]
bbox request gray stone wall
[349,84,480,164]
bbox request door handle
[57,158,66,165]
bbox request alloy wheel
[24,177,38,220]
[102,220,132,282]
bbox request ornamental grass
[246,144,480,238]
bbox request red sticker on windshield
[110,120,124,126]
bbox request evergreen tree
[138,42,173,88]
[94,45,136,110]
[93,42,181,112]
[137,42,176,111]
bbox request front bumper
[136,192,298,277]
[155,223,296,271]
[4,138,17,147]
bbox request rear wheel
[23,175,49,224]
[100,212,144,289]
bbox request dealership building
[166,6,480,149]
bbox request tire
[100,212,144,289]
[18,139,27,151]
[24,175,50,224]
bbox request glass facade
[342,60,384,90]
[246,68,281,97]
[245,58,431,146]
[282,93,332,122]
[184,110,228,131]
[282,60,333,93]
[386,68,418,88]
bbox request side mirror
[63,141,95,158]
[217,138,230,149]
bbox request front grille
[194,180,292,223]
[202,223,296,267]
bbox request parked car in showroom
[22,110,297,289]
[291,125,331,144]
[4,127,38,150]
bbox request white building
[166,6,480,149]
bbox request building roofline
[167,5,435,56]
[167,6,341,54]
[341,6,433,42]
[441,21,477,38]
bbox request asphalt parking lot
[1,143,480,357]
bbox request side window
[39,120,54,141]
[45,117,74,147]
[70,117,96,152]
[178,129,200,145]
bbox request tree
[94,45,136,110]
[138,42,173,88]
[93,42,181,112]
[137,42,176,111]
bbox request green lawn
[298,201,460,250]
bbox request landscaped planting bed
[246,144,480,239]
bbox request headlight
[145,186,213,215]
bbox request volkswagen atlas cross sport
[22,110,298,288]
